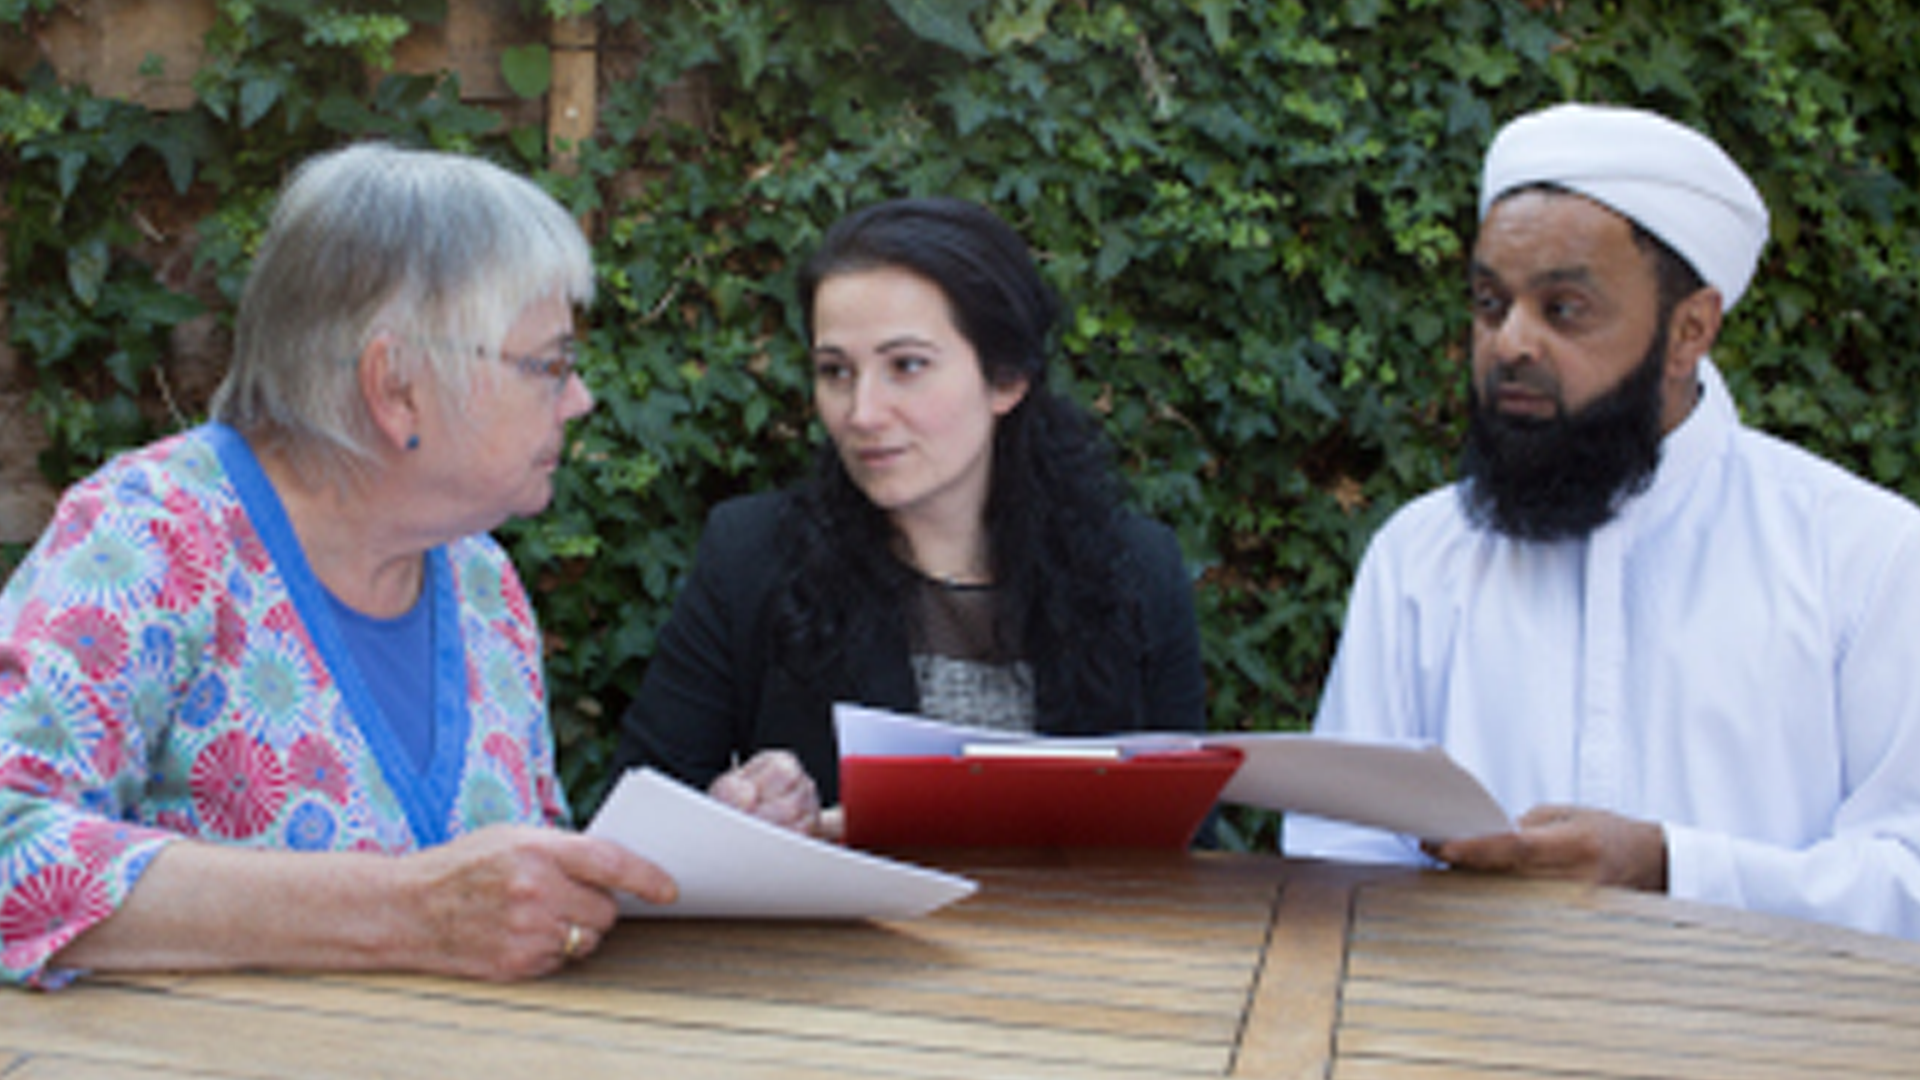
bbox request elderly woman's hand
[707,750,822,835]
[402,824,676,980]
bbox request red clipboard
[839,745,1242,850]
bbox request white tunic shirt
[1285,360,1920,940]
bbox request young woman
[613,197,1206,833]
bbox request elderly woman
[614,197,1207,833]
[0,144,674,989]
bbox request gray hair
[210,142,594,484]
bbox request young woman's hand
[708,749,823,835]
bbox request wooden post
[548,15,597,173]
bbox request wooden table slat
[596,923,1252,986]
[1342,994,1920,1071]
[1329,1059,1638,1080]
[1355,874,1920,969]
[582,946,1250,1016]
[1336,1022,1914,1080]
[609,913,1248,972]
[1343,941,1920,1024]
[1,1053,223,1080]
[1226,865,1355,1079]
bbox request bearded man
[1283,103,1920,940]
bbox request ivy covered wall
[3,0,1917,840]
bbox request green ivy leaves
[884,0,990,57]
[501,44,553,100]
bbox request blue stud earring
[405,434,420,451]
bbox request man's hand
[708,749,822,835]
[1423,805,1668,892]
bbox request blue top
[325,583,435,771]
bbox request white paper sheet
[833,703,1512,842]
[1202,732,1512,841]
[834,703,1024,756]
[833,702,1196,758]
[586,767,978,919]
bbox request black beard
[1459,332,1668,542]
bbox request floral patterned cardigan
[0,424,568,986]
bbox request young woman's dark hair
[774,197,1147,734]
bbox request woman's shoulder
[697,489,801,557]
[704,489,795,532]
[65,427,232,508]
[680,489,813,598]
[1111,509,1185,564]
[25,427,239,567]
[1092,510,1191,604]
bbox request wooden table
[7,852,1919,1078]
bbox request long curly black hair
[769,196,1146,734]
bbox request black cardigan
[611,490,1208,804]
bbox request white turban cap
[1479,103,1770,310]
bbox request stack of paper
[834,703,1512,847]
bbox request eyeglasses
[409,335,583,395]
[494,337,581,393]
